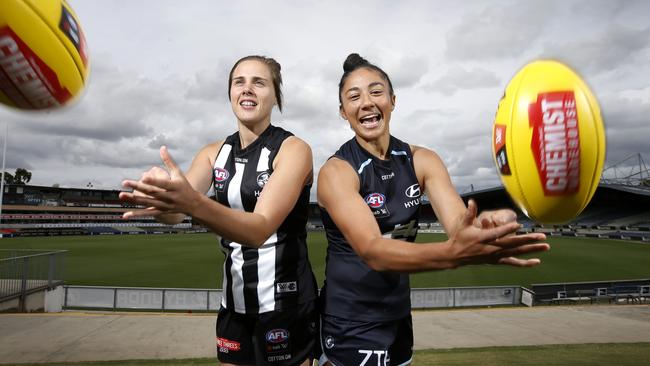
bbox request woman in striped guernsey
[315,54,551,366]
[120,56,318,366]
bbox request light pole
[0,122,8,238]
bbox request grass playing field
[0,231,648,289]
[2,343,649,366]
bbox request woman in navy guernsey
[120,56,318,366]
[316,54,551,366]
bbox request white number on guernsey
[381,220,419,241]
[358,350,387,366]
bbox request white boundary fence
[64,286,223,311]
[64,285,529,311]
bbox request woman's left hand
[476,209,518,229]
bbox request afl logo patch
[365,193,386,208]
[266,329,289,343]
[214,168,229,182]
[405,184,421,198]
[257,171,270,188]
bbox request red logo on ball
[528,91,580,196]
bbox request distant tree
[642,179,650,187]
[2,172,14,184]
[1,168,32,185]
[52,183,60,188]
[14,168,31,184]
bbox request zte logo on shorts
[359,350,388,365]
[365,193,386,208]
[214,168,229,182]
[276,281,297,293]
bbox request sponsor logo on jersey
[365,193,386,208]
[213,167,229,192]
[276,281,297,293]
[404,199,420,208]
[403,184,421,208]
[214,168,229,182]
[405,184,421,198]
[257,171,270,188]
[381,172,395,181]
[266,329,289,343]
[217,337,241,353]
[365,192,390,218]
[234,157,248,163]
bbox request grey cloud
[389,56,430,89]
[538,26,650,75]
[601,95,650,130]
[445,2,554,60]
[2,1,647,194]
[148,134,176,150]
[604,127,650,166]
[13,117,152,142]
[185,64,230,102]
[423,67,501,95]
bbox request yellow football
[492,60,606,224]
[0,0,89,110]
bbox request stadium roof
[599,183,650,197]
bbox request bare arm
[318,154,549,273]
[120,137,312,247]
[318,158,458,272]
[413,145,547,267]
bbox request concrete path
[0,305,649,364]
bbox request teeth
[241,101,256,106]
[360,114,379,123]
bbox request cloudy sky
[2,0,649,199]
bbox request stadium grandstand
[0,154,650,242]
[0,184,196,237]
[1,180,649,241]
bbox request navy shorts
[319,314,413,366]
[216,301,317,365]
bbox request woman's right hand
[120,147,197,224]
[446,200,549,267]
[131,166,171,197]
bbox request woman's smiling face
[229,59,277,127]
[339,67,395,142]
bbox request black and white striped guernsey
[212,124,317,314]
[320,135,421,322]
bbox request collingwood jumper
[212,124,317,314]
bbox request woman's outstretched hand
[119,146,201,219]
[447,200,550,267]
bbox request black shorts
[216,301,317,365]
[319,314,413,366]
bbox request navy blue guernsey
[320,136,421,321]
[212,125,317,314]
